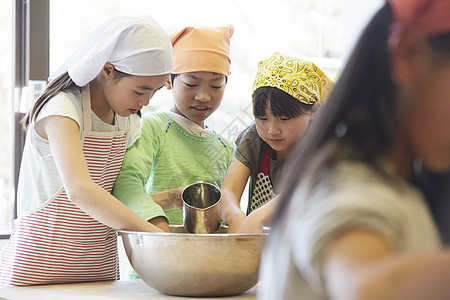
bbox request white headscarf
[49,16,173,87]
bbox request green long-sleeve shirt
[112,112,234,224]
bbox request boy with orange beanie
[112,25,235,232]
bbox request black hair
[253,86,314,119]
[273,2,450,226]
[170,73,178,84]
[22,72,78,130]
[22,67,132,130]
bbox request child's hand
[150,187,184,210]
[235,209,265,234]
[226,213,246,233]
[167,187,184,210]
[236,195,279,234]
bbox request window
[49,0,343,142]
[0,0,13,234]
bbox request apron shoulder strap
[81,86,92,131]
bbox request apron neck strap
[259,146,272,175]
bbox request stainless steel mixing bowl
[119,225,268,297]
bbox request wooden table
[0,279,257,299]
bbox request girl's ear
[310,102,321,120]
[390,28,429,84]
[101,62,115,79]
[165,78,172,90]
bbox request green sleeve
[112,115,167,222]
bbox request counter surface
[0,279,257,300]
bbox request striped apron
[0,88,128,286]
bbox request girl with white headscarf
[0,16,173,286]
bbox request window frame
[0,0,49,239]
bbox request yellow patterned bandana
[252,52,333,104]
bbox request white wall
[0,239,7,252]
[342,0,383,63]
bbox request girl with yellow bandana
[221,52,333,234]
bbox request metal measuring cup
[182,181,222,234]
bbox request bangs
[253,87,312,118]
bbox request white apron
[0,88,128,286]
[248,146,276,214]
